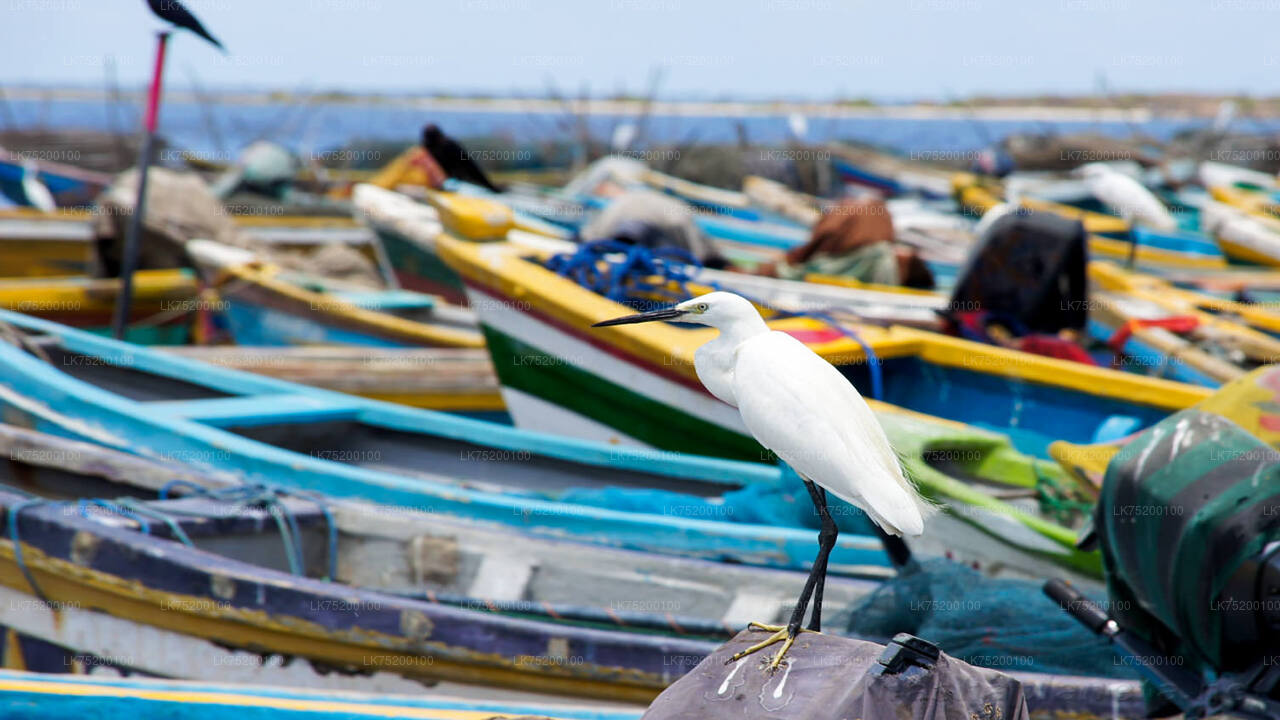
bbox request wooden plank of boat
[159,345,505,413]
[186,240,483,349]
[0,309,892,573]
[0,269,198,344]
[0,671,642,720]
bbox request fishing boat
[1085,262,1280,383]
[438,233,1236,580]
[159,345,506,417]
[827,143,955,199]
[1200,192,1280,266]
[0,308,894,573]
[0,205,383,282]
[352,183,458,301]
[0,486,705,702]
[0,269,198,344]
[952,173,1229,272]
[353,184,948,329]
[186,239,482,349]
[439,231,1208,456]
[0,423,1145,716]
[0,672,640,720]
[0,150,114,209]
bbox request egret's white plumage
[20,160,55,214]
[1078,162,1176,231]
[679,291,928,537]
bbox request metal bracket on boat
[868,633,940,677]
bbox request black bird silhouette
[422,124,504,194]
[145,0,224,50]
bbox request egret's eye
[697,303,709,313]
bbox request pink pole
[111,30,171,340]
[142,32,170,133]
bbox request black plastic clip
[869,633,940,677]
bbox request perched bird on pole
[594,291,931,671]
[113,0,225,339]
[146,0,224,51]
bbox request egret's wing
[732,332,925,536]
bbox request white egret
[19,160,55,214]
[1077,162,1177,231]
[593,291,930,670]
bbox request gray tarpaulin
[643,630,1030,720]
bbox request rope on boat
[6,497,53,605]
[1030,464,1094,523]
[547,239,884,400]
[158,479,340,582]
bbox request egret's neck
[711,313,770,346]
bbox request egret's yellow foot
[725,622,815,671]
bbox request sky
[1,0,1277,102]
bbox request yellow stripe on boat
[0,676,583,719]
[0,269,197,312]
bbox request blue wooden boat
[0,671,641,720]
[186,240,483,349]
[0,423,1145,714]
[0,308,890,573]
[0,484,709,702]
[0,152,113,209]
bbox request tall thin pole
[112,30,170,340]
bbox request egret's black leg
[724,478,837,671]
[802,479,838,632]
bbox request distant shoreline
[0,86,1199,122]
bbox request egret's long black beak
[592,307,685,327]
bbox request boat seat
[145,393,361,428]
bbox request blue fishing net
[558,463,879,536]
[846,558,1134,679]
